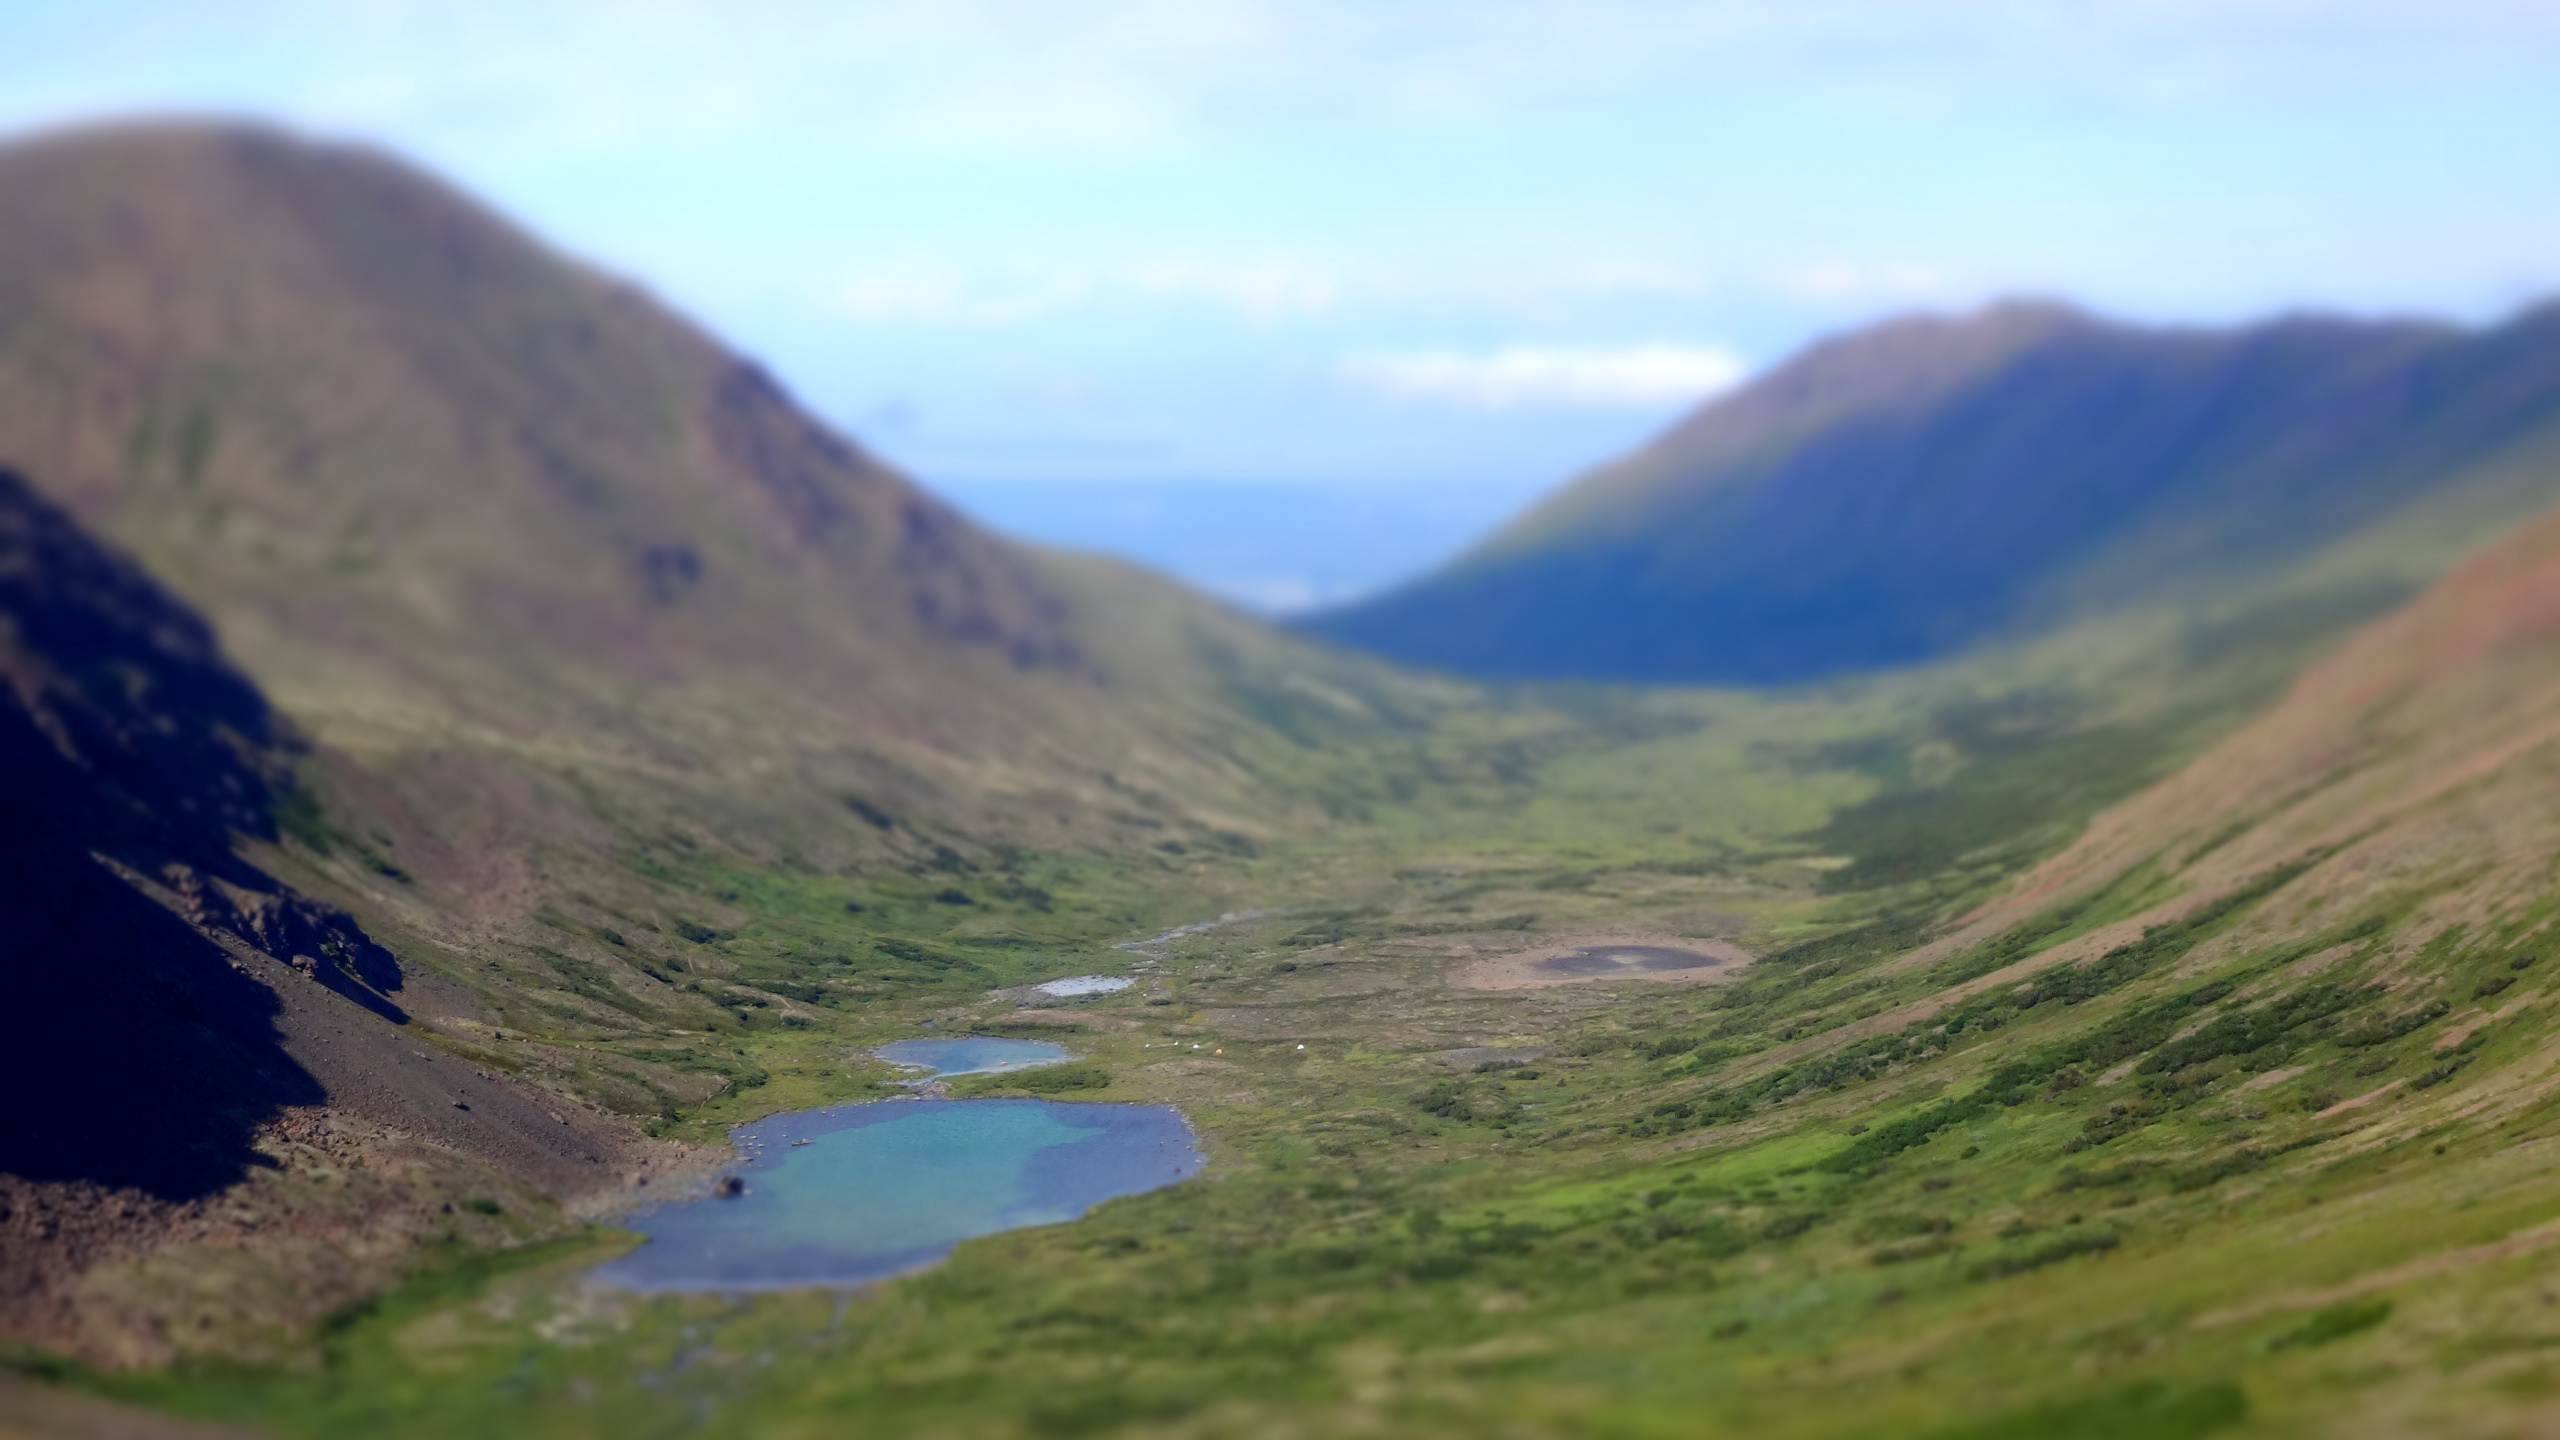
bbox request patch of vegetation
[1802,709,2195,892]
[2272,1298,2392,1350]
[958,1063,1112,1096]
[1926,1379,2246,1440]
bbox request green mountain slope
[1303,299,2560,685]
[0,122,1468,1364]
[0,122,1457,866]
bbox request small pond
[1535,945,1727,977]
[876,1035,1071,1078]
[593,1099,1204,1291]
[1035,975,1132,997]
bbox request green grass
[31,566,2560,1438]
[41,799,2560,1438]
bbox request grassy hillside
[1302,299,2560,685]
[0,122,1462,863]
[14,120,2560,1437]
[20,483,2560,1436]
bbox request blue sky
[6,0,2559,606]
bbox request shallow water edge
[591,1096,1206,1293]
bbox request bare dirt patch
[1450,935,1755,991]
[992,1009,1141,1031]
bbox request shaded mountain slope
[1305,299,2560,684]
[0,463,335,1200]
[0,467,658,1366]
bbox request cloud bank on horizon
[3,0,2556,601]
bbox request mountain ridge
[1304,298,2560,685]
[0,120,1465,866]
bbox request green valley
[7,121,2560,1440]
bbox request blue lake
[593,1099,1205,1291]
[876,1036,1071,1077]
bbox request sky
[5,0,2559,608]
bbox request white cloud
[1341,343,1748,409]
[1131,257,1341,321]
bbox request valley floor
[17,586,2560,1440]
[22,809,2560,1440]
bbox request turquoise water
[593,1099,1204,1291]
[876,1035,1070,1077]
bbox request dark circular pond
[1534,945,1727,976]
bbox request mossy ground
[64,886,2560,1437]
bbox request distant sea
[931,477,1532,615]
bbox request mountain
[0,122,1451,873]
[1302,299,2560,685]
[0,120,1485,957]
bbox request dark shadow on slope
[0,753,324,1199]
[0,466,396,1199]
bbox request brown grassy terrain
[1980,493,2560,960]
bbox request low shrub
[2273,1298,2391,1350]
[1968,1228,2119,1279]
